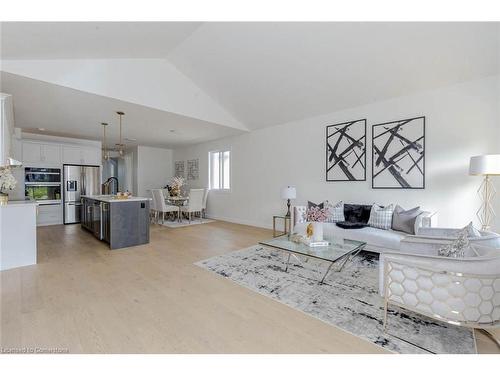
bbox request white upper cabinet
[62,145,101,165]
[22,142,61,166]
[82,147,101,166]
[42,144,61,164]
[62,146,83,164]
[20,137,101,167]
[22,142,43,165]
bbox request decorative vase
[312,222,324,242]
[0,193,8,205]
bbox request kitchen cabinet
[0,201,37,271]
[82,147,101,166]
[22,142,62,166]
[37,203,63,226]
[63,146,101,166]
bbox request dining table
[165,196,189,222]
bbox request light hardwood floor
[1,221,498,354]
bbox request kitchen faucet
[102,177,119,195]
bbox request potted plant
[0,166,17,205]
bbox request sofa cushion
[324,200,345,223]
[368,204,394,230]
[344,204,372,223]
[392,205,422,234]
[294,222,406,251]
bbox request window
[209,150,230,190]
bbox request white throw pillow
[367,204,394,230]
[324,200,345,223]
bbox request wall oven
[25,167,62,205]
[25,185,62,204]
[25,167,61,184]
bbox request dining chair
[180,189,205,223]
[201,188,208,218]
[149,190,158,223]
[151,189,179,223]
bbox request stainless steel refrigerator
[63,165,100,224]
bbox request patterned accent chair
[381,231,500,348]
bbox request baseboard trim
[206,214,273,230]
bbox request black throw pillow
[344,204,372,223]
[336,221,368,229]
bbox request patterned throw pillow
[307,200,324,210]
[464,221,481,238]
[324,200,345,223]
[293,206,307,224]
[306,206,329,222]
[367,204,394,230]
[438,229,470,258]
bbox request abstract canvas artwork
[174,161,185,178]
[326,119,366,181]
[187,159,199,180]
[372,116,425,189]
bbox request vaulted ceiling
[1,22,499,147]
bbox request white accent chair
[380,228,500,349]
[201,188,208,218]
[180,188,204,223]
[151,189,179,224]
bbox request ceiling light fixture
[116,111,125,158]
[101,122,109,161]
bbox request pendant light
[116,111,125,157]
[101,122,109,161]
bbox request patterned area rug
[195,246,476,354]
[159,218,214,228]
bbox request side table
[272,215,291,237]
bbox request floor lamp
[469,155,500,231]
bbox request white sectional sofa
[292,205,436,253]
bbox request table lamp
[281,186,296,218]
[469,154,500,231]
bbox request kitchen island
[81,195,150,250]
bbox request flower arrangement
[0,166,17,203]
[306,206,329,222]
[0,166,17,194]
[169,176,185,197]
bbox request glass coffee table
[259,235,366,284]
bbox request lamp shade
[469,154,500,176]
[281,186,296,200]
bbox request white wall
[174,75,500,232]
[136,145,173,197]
